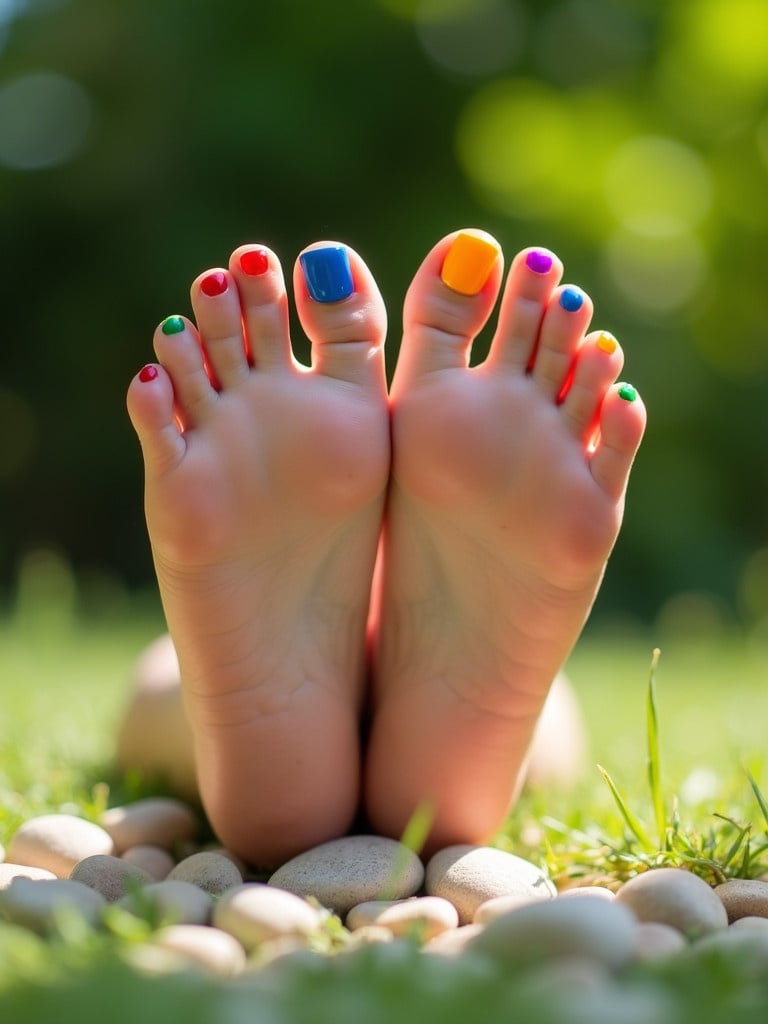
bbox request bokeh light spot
[0,72,91,170]
[602,230,707,316]
[416,0,526,78]
[604,136,711,239]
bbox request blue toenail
[560,287,584,312]
[300,246,354,303]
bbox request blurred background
[1,0,768,644]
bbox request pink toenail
[525,250,553,274]
[139,364,159,383]
[239,249,269,276]
[200,271,228,296]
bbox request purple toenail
[560,287,584,312]
[525,250,553,275]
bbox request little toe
[153,314,218,427]
[190,268,251,388]
[559,331,623,442]
[486,246,563,371]
[230,245,292,370]
[396,229,504,383]
[126,363,186,477]
[589,382,647,501]
[529,284,594,400]
[293,241,388,388]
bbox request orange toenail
[440,232,500,296]
[596,332,618,355]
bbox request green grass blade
[597,764,654,852]
[646,648,666,850]
[746,768,768,832]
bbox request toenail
[138,364,159,383]
[239,249,269,276]
[560,287,584,312]
[200,271,228,297]
[440,231,500,296]
[300,246,354,303]
[525,250,553,274]
[617,382,638,402]
[596,332,618,355]
[161,315,185,335]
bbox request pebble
[615,867,728,937]
[268,836,424,916]
[7,814,114,878]
[119,879,212,926]
[633,921,687,961]
[425,845,555,925]
[121,845,176,881]
[153,924,246,977]
[730,915,768,932]
[213,883,322,950]
[688,922,768,976]
[557,885,616,902]
[715,878,768,922]
[468,894,638,971]
[346,896,459,940]
[0,864,57,889]
[69,854,153,902]
[346,925,396,947]
[422,923,484,957]
[167,851,242,895]
[101,798,198,854]
[0,877,106,933]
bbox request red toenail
[139,364,159,383]
[200,271,228,296]
[239,249,269,276]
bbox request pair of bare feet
[126,230,646,867]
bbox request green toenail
[161,315,185,335]
[618,383,637,402]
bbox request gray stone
[715,878,768,922]
[69,854,152,901]
[167,851,242,895]
[7,814,114,878]
[214,883,322,950]
[101,797,198,853]
[615,868,727,938]
[121,845,176,881]
[633,921,687,962]
[0,877,105,933]
[119,879,212,925]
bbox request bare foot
[365,230,646,852]
[126,242,389,865]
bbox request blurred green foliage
[1,0,767,631]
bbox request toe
[189,268,252,389]
[395,229,503,382]
[589,382,647,501]
[486,246,563,370]
[229,245,292,370]
[529,284,594,400]
[559,331,624,442]
[153,314,218,428]
[293,241,388,388]
[126,363,186,476]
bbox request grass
[4,603,768,1020]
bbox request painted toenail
[239,249,269,276]
[138,364,159,383]
[440,231,500,296]
[161,315,185,335]
[525,250,553,274]
[200,271,228,297]
[596,332,618,355]
[300,246,354,303]
[618,382,638,402]
[560,287,584,312]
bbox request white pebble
[346,896,458,940]
[426,845,555,925]
[214,883,322,950]
[7,814,114,878]
[557,886,616,902]
[633,921,687,962]
[422,924,484,957]
[269,835,424,916]
[167,851,242,895]
[119,879,211,925]
[715,878,768,922]
[615,868,727,937]
[0,864,57,889]
[0,877,105,933]
[153,924,246,977]
[121,845,175,881]
[101,798,198,853]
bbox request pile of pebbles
[2,797,768,981]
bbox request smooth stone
[7,814,114,878]
[153,924,246,977]
[119,880,212,925]
[615,868,727,938]
[468,895,638,971]
[0,877,106,933]
[688,924,768,976]
[70,854,152,902]
[422,923,483,957]
[121,845,175,881]
[214,883,322,950]
[426,845,555,925]
[730,915,768,932]
[557,886,616,902]
[715,878,768,922]
[346,896,458,940]
[101,797,198,854]
[475,891,561,925]
[633,921,687,962]
[248,936,315,970]
[346,925,396,947]
[0,864,57,889]
[167,851,242,895]
[525,673,588,789]
[269,836,424,916]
